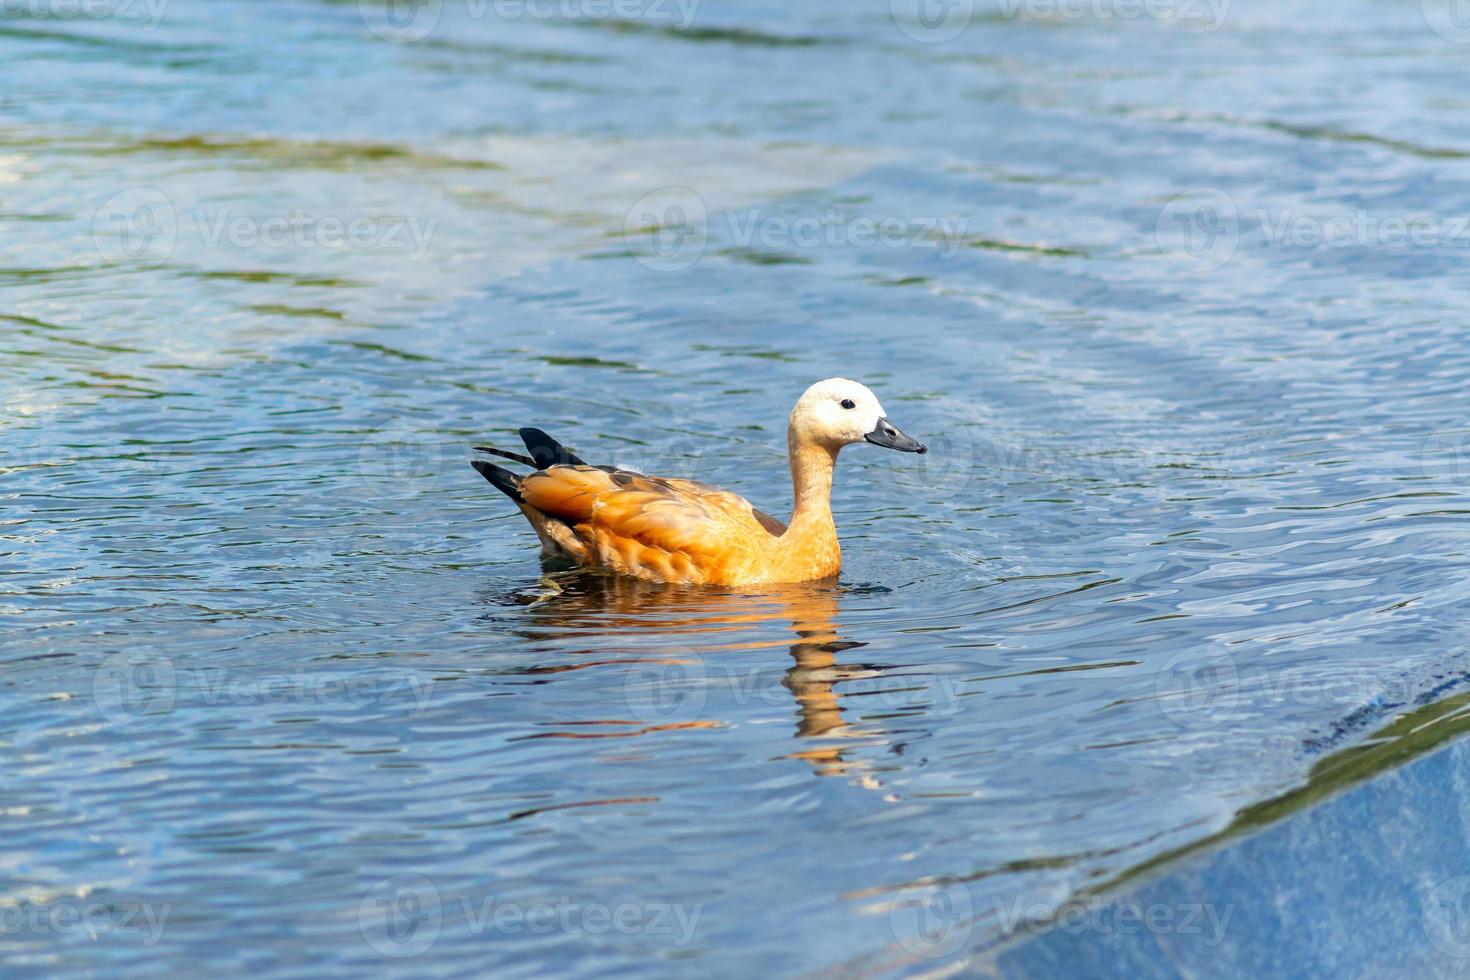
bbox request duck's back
[519,465,787,585]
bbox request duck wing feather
[518,466,784,583]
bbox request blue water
[7,0,1470,974]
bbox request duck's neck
[785,429,840,565]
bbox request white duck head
[788,378,927,454]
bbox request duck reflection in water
[511,572,893,785]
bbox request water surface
[6,0,1470,974]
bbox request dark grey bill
[865,417,927,454]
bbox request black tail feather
[519,427,588,468]
[474,445,537,467]
[471,459,523,502]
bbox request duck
[470,378,926,586]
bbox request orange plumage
[472,379,925,586]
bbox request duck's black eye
[840,399,856,410]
